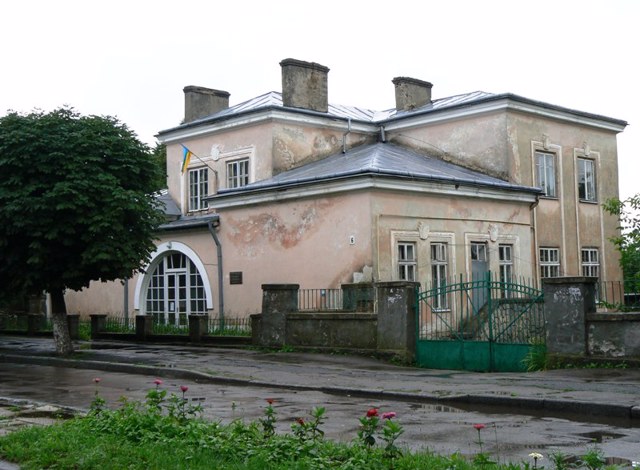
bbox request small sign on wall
[230,272,243,285]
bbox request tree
[0,108,165,355]
[604,194,640,289]
[151,142,167,191]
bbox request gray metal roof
[159,88,626,136]
[156,189,181,220]
[214,143,542,197]
[158,213,218,231]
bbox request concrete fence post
[27,314,43,335]
[90,314,107,339]
[135,315,153,340]
[256,284,300,348]
[66,314,80,340]
[542,276,597,357]
[188,315,208,343]
[374,281,420,361]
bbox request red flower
[93,378,101,384]
[366,408,379,417]
[382,411,397,420]
[473,423,486,430]
[180,385,188,393]
[266,398,274,405]
[153,379,163,386]
[296,417,305,425]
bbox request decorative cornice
[208,175,538,210]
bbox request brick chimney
[280,59,329,113]
[183,86,230,123]
[392,77,433,111]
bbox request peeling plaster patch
[227,202,331,251]
[553,287,582,303]
[589,337,625,357]
[313,134,338,152]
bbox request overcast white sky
[1,0,638,199]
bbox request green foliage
[603,195,640,287]
[580,446,606,470]
[0,386,626,470]
[260,399,277,439]
[291,406,326,443]
[0,107,164,300]
[522,343,548,372]
[150,142,167,191]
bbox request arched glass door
[145,252,206,326]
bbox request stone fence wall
[251,282,419,360]
[543,277,640,359]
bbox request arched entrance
[135,242,213,326]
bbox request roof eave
[207,172,541,209]
[381,93,627,133]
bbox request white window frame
[540,247,560,278]
[577,157,597,202]
[535,151,557,198]
[397,242,417,281]
[499,244,514,282]
[226,158,250,189]
[470,242,488,263]
[499,244,514,298]
[581,248,599,278]
[188,167,209,211]
[431,242,449,310]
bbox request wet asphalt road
[1,362,639,466]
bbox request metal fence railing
[0,314,28,331]
[207,316,252,336]
[104,316,136,333]
[298,289,343,311]
[597,280,640,311]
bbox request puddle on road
[577,430,627,443]
[409,403,466,413]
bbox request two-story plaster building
[65,59,627,323]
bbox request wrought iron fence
[104,316,136,333]
[151,319,188,335]
[206,316,251,336]
[0,314,28,331]
[145,315,251,336]
[298,289,343,311]
[597,280,640,311]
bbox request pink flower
[382,411,397,420]
[93,378,101,384]
[180,385,188,393]
[366,408,379,417]
[266,398,274,405]
[153,379,163,386]
[473,423,486,430]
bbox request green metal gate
[416,272,545,372]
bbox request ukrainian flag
[180,144,194,174]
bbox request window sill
[578,199,598,205]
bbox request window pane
[540,248,560,278]
[227,159,250,188]
[578,158,596,201]
[189,168,209,210]
[536,152,556,197]
[398,242,416,281]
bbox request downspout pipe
[208,219,225,324]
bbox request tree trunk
[50,289,74,356]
